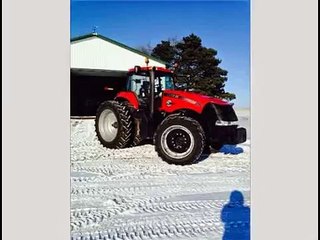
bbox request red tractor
[95,65,246,165]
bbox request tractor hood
[163,90,232,106]
[161,90,238,121]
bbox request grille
[213,104,238,122]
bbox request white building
[71,33,166,116]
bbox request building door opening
[71,70,127,116]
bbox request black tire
[131,130,143,147]
[154,115,206,165]
[95,101,132,149]
[122,102,143,147]
[203,144,213,154]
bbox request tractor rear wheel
[95,101,132,149]
[154,115,206,165]
[122,102,143,147]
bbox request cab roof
[128,66,173,74]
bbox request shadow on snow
[221,190,250,240]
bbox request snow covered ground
[70,109,251,240]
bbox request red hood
[164,90,231,106]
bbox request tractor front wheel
[154,115,206,165]
[95,101,132,149]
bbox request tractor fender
[171,105,216,127]
[115,91,139,109]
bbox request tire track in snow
[71,213,224,240]
[71,197,250,232]
[71,178,248,195]
[71,196,171,231]
[71,158,250,177]
[70,119,251,240]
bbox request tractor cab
[126,66,175,113]
[127,66,174,97]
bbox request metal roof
[71,33,168,65]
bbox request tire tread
[95,101,132,149]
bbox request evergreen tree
[152,34,235,100]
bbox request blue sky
[71,1,250,108]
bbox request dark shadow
[131,142,237,163]
[134,140,211,163]
[197,153,211,162]
[196,144,244,163]
[221,190,250,240]
[140,139,153,145]
[192,145,212,163]
[219,145,244,155]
